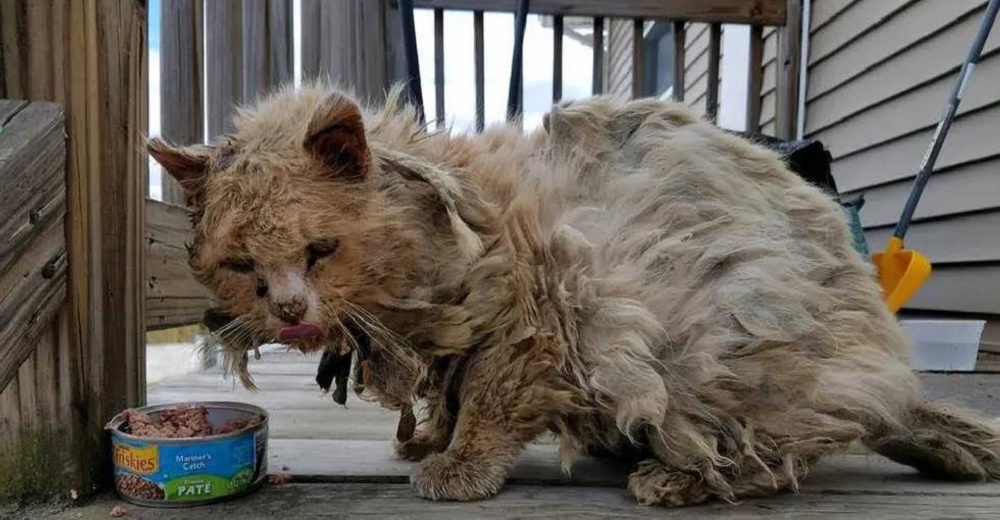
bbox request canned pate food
[105,401,269,507]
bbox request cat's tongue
[278,323,324,342]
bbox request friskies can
[105,401,269,507]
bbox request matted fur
[148,81,1000,506]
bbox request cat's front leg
[409,347,555,501]
[395,398,454,461]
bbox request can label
[112,430,266,503]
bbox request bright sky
[147,0,595,200]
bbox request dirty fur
[148,81,1000,506]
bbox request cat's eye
[307,238,340,270]
[221,257,255,273]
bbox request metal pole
[893,0,999,239]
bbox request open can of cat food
[105,401,269,507]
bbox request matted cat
[148,82,1000,506]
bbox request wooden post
[474,10,485,130]
[632,19,645,99]
[706,23,722,122]
[507,0,529,122]
[160,0,204,204]
[672,21,686,102]
[553,15,563,102]
[592,17,604,95]
[776,0,801,140]
[434,8,445,128]
[746,24,764,133]
[0,0,147,499]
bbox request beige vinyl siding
[682,22,722,117]
[606,19,633,99]
[757,26,778,134]
[809,0,857,32]
[805,0,1000,315]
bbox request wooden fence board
[301,0,391,101]
[0,101,67,394]
[0,0,146,500]
[145,199,213,331]
[242,0,292,101]
[206,0,243,138]
[160,0,203,204]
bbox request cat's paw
[410,453,504,501]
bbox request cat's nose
[269,296,307,324]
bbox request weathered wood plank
[160,0,203,204]
[0,99,27,121]
[0,209,66,394]
[96,0,148,414]
[268,440,1000,501]
[302,0,392,102]
[775,0,801,139]
[47,482,1000,519]
[242,0,269,101]
[0,101,66,396]
[0,0,147,501]
[0,102,65,276]
[270,439,630,486]
[145,198,213,330]
[242,0,292,102]
[411,0,787,25]
[299,0,322,79]
[206,0,243,138]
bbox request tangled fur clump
[148,81,1000,506]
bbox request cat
[148,81,1000,506]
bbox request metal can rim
[106,401,270,443]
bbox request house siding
[606,19,634,99]
[804,0,1000,316]
[757,26,778,133]
[604,21,723,117]
[682,22,723,117]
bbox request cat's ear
[147,138,211,198]
[304,92,371,180]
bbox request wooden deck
[24,347,1000,518]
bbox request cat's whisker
[344,301,408,345]
[341,307,415,369]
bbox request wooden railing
[398,0,796,131]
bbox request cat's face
[149,89,388,353]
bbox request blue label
[113,431,265,502]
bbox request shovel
[873,0,1000,313]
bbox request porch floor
[46,347,1000,518]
